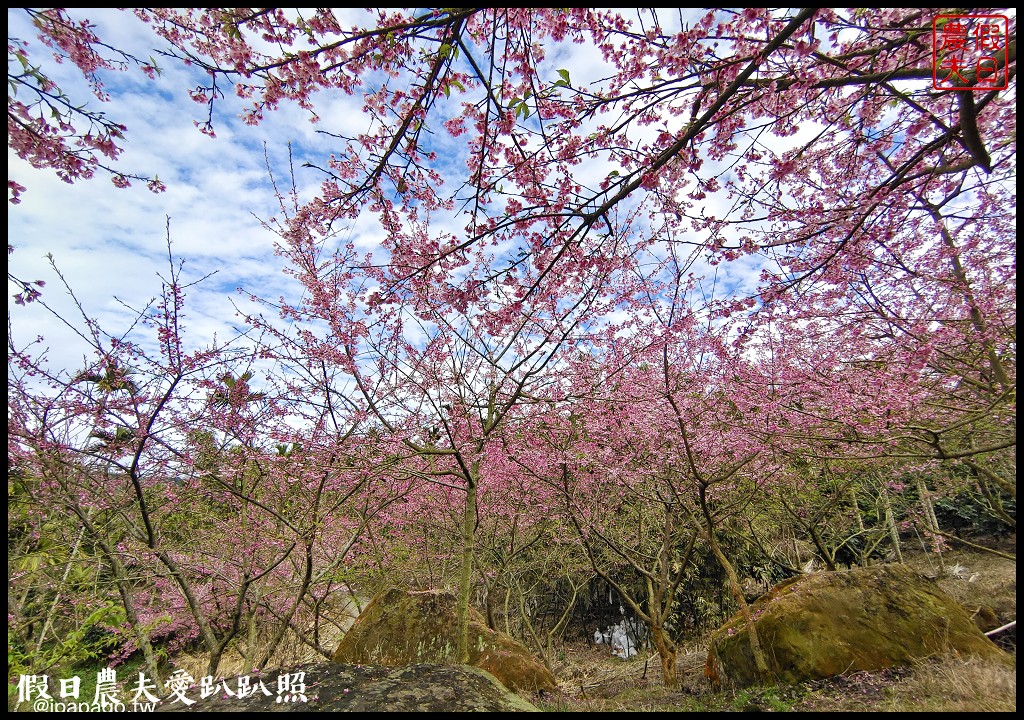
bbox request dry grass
[881,656,1017,712]
[788,654,1017,712]
[923,546,1016,625]
[535,641,711,711]
[528,644,1016,713]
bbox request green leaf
[557,68,570,84]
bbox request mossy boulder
[706,564,1012,688]
[332,588,557,693]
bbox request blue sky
[8,8,776,379]
[8,9,376,374]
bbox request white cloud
[7,8,340,372]
[7,8,858,378]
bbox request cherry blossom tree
[9,6,1016,679]
[6,231,414,679]
[11,9,1014,285]
[489,300,775,688]
[249,251,617,661]
[12,8,1013,469]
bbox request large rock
[332,588,557,693]
[706,564,1012,688]
[155,662,539,712]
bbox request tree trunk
[693,474,773,684]
[74,509,163,686]
[916,476,945,572]
[650,625,679,689]
[707,533,772,682]
[259,542,314,669]
[880,485,904,563]
[34,525,87,656]
[850,485,868,564]
[456,466,479,663]
[155,549,233,677]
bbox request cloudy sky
[8,9,357,376]
[8,8,766,379]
